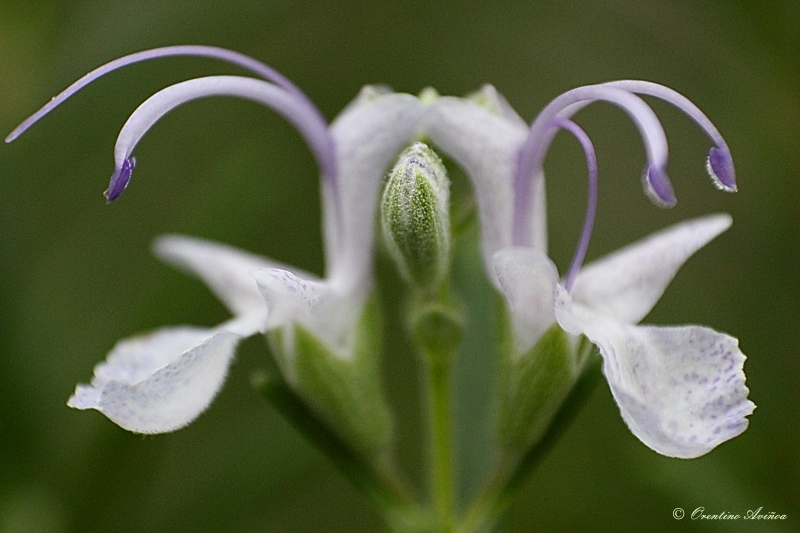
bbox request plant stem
[409,287,462,531]
[427,353,455,531]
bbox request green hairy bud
[381,142,451,291]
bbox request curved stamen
[5,45,336,185]
[513,85,673,246]
[601,80,736,192]
[548,118,598,292]
[105,76,333,202]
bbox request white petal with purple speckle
[68,327,241,434]
[555,293,754,458]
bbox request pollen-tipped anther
[601,81,738,195]
[644,165,677,208]
[707,147,737,192]
[512,84,669,246]
[104,157,136,202]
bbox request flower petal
[493,248,558,353]
[68,327,241,434]
[570,214,732,324]
[251,269,326,326]
[556,293,753,457]
[325,90,426,290]
[466,84,528,129]
[427,97,544,285]
[153,234,317,325]
[251,268,358,358]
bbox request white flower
[494,216,754,458]
[426,81,753,458]
[10,46,424,433]
[10,46,753,455]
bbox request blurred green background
[0,1,797,531]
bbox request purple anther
[707,147,737,192]
[512,84,669,246]
[5,45,338,206]
[602,81,738,194]
[104,157,136,202]
[644,165,677,207]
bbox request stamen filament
[548,118,598,292]
[4,45,337,194]
[106,76,333,201]
[513,85,671,246]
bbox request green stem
[427,354,455,531]
[409,288,462,532]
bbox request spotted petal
[68,327,241,434]
[555,289,754,458]
[250,268,359,360]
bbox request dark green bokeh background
[1,1,797,531]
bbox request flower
[424,85,541,279]
[9,46,425,434]
[425,82,754,458]
[10,46,753,457]
[495,216,754,458]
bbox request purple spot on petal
[104,157,136,203]
[707,147,737,192]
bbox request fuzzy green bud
[381,142,451,291]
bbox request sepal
[267,295,393,459]
[496,318,578,452]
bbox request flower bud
[381,142,451,291]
